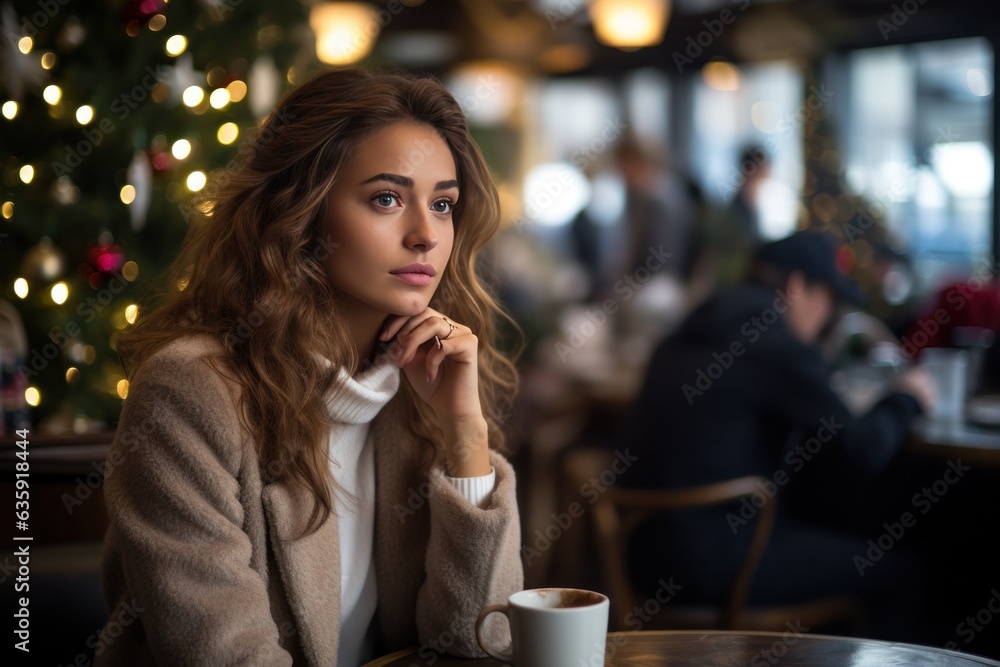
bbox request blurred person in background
[619,230,935,641]
[727,145,771,249]
[686,145,773,298]
[599,136,695,297]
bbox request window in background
[689,59,805,240]
[521,77,621,235]
[623,67,672,149]
[842,37,994,294]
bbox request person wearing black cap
[618,230,935,640]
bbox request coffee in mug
[475,588,609,666]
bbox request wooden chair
[564,447,863,632]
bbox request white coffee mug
[921,347,968,422]
[475,588,609,667]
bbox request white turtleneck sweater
[324,355,496,666]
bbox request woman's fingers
[426,337,448,383]
[379,314,411,342]
[394,315,460,366]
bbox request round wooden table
[361,630,1000,666]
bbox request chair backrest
[582,450,776,629]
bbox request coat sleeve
[99,350,293,667]
[762,326,923,472]
[414,448,523,658]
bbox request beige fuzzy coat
[95,336,523,666]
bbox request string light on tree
[1,0,309,428]
[75,104,94,124]
[209,87,230,109]
[165,34,187,56]
[25,387,40,407]
[43,85,62,104]
[182,86,204,107]
[226,80,247,102]
[217,122,238,144]
[171,139,191,159]
[187,170,206,191]
[50,281,69,304]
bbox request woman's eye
[372,192,399,208]
[432,200,453,214]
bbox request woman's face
[321,121,457,320]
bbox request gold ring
[440,317,456,340]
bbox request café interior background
[2,0,999,663]
[1,0,994,430]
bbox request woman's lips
[390,272,433,286]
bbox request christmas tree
[1,0,315,432]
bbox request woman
[96,66,523,666]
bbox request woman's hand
[379,308,491,476]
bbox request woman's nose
[403,209,439,252]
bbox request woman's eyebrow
[360,172,458,191]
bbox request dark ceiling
[373,0,997,76]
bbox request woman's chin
[388,299,430,317]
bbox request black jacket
[622,284,922,492]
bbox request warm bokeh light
[226,80,247,102]
[590,0,669,49]
[125,304,139,324]
[171,138,192,159]
[76,105,95,124]
[166,34,187,56]
[209,88,231,109]
[43,85,62,105]
[41,52,56,69]
[120,184,136,204]
[13,278,29,299]
[66,367,80,384]
[2,101,17,119]
[217,122,239,145]
[116,379,130,399]
[310,2,379,64]
[122,260,140,281]
[186,171,207,191]
[2,201,12,218]
[19,165,34,184]
[703,60,741,91]
[51,281,69,304]
[538,44,591,74]
[25,387,40,407]
[18,36,32,54]
[149,14,167,31]
[182,86,205,107]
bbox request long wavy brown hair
[118,66,520,538]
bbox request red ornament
[122,0,167,23]
[78,240,127,288]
